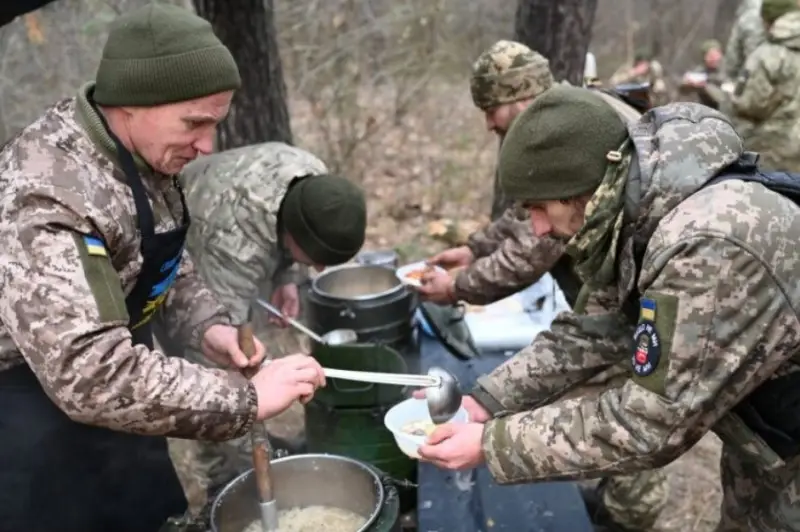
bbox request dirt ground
[168,83,724,530]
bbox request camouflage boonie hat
[469,40,554,110]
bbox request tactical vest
[625,152,800,469]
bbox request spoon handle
[324,368,441,388]
[260,360,440,388]
[253,297,325,343]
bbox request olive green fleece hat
[498,85,629,202]
[281,175,367,265]
[94,4,241,107]
[761,0,799,24]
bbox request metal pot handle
[385,475,418,489]
[333,302,356,319]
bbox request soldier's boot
[579,469,669,532]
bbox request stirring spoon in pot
[237,309,279,532]
[253,298,357,346]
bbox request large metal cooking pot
[210,454,385,532]
[307,264,415,348]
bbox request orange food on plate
[404,269,426,281]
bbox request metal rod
[253,297,325,343]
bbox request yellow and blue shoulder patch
[639,297,656,322]
[83,235,108,257]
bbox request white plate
[395,261,446,288]
[383,397,468,459]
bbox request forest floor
[169,83,724,531]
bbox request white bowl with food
[395,261,446,288]
[383,397,469,459]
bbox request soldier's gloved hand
[251,354,326,420]
[428,246,474,270]
[417,269,457,304]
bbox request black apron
[0,100,190,532]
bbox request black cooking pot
[306,264,416,349]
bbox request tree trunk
[713,0,740,42]
[487,0,598,220]
[192,0,292,150]
[514,0,598,83]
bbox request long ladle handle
[254,297,325,344]
[237,310,275,513]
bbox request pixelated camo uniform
[732,10,800,173]
[476,100,800,532]
[0,82,256,441]
[468,48,670,528]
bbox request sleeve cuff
[192,312,232,351]
[470,376,515,417]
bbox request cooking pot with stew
[210,454,401,532]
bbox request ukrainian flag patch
[83,235,107,257]
[639,297,656,322]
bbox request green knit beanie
[94,4,241,106]
[761,0,799,24]
[281,175,367,266]
[499,85,629,202]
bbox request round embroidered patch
[632,321,661,377]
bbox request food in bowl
[384,397,469,459]
[402,419,437,438]
[396,261,446,288]
[243,505,367,532]
[403,268,428,281]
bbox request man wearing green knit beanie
[419,83,800,531]
[0,5,331,532]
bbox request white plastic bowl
[383,397,468,459]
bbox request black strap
[89,103,155,238]
[89,95,189,237]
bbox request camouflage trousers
[597,470,668,530]
[716,446,800,531]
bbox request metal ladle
[425,366,463,424]
[253,299,463,422]
[254,297,357,346]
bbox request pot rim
[311,263,405,302]
[209,452,386,532]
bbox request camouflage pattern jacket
[0,83,256,440]
[456,90,641,306]
[732,11,800,172]
[180,142,327,326]
[723,0,766,83]
[472,102,800,484]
